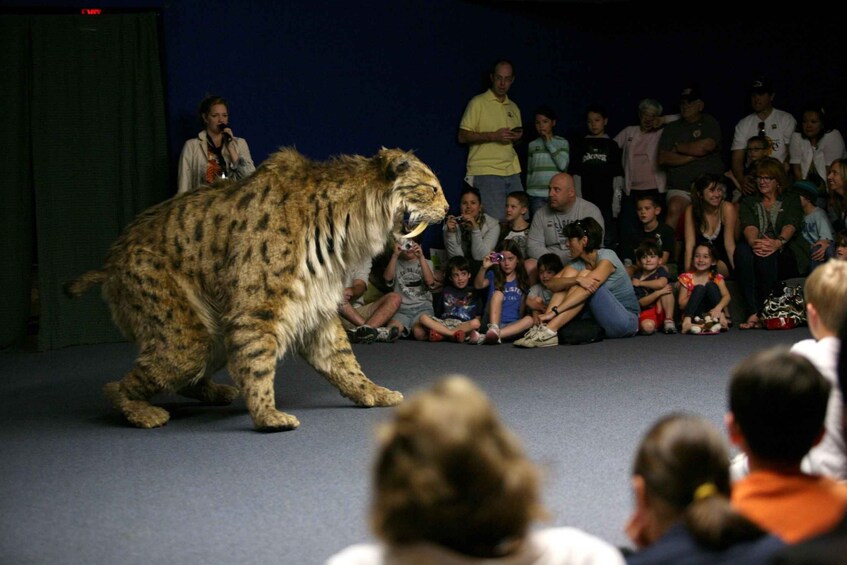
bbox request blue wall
[8,1,844,247]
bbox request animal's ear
[384,156,409,183]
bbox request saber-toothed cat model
[66,147,448,431]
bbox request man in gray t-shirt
[658,84,723,233]
[526,172,604,263]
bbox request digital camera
[489,252,504,263]
[400,239,415,251]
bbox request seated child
[418,256,483,343]
[525,253,564,325]
[794,180,836,272]
[790,259,847,480]
[631,241,676,335]
[500,190,531,258]
[728,347,847,543]
[837,230,847,260]
[625,413,784,564]
[677,242,730,334]
[623,193,676,272]
[383,238,437,340]
[326,375,626,564]
[471,239,534,345]
[338,257,401,343]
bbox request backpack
[759,281,806,330]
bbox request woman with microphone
[177,94,255,194]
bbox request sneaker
[518,325,558,348]
[428,329,443,342]
[355,325,379,344]
[513,325,539,348]
[376,326,400,342]
[346,327,360,343]
[663,321,678,334]
[452,329,466,343]
[484,323,501,345]
[467,330,485,345]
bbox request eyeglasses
[758,121,766,136]
[755,176,776,182]
[748,146,767,152]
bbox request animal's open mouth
[395,210,433,240]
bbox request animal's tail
[64,270,108,298]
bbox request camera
[489,252,504,263]
[400,239,415,251]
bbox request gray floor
[0,327,807,564]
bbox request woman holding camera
[443,186,500,274]
[177,94,255,194]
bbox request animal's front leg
[301,316,403,407]
[226,313,300,431]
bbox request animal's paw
[253,409,300,432]
[348,384,403,407]
[104,381,170,428]
[127,405,171,428]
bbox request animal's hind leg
[300,316,403,407]
[104,356,171,429]
[102,268,225,428]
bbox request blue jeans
[683,282,721,318]
[585,285,638,338]
[470,174,523,222]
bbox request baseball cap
[750,77,774,94]
[680,84,702,103]
[792,180,819,202]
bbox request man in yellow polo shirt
[458,59,523,221]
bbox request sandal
[739,315,763,330]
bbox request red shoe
[429,329,443,342]
[452,330,466,343]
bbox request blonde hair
[370,375,545,557]
[804,259,847,332]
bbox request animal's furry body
[66,147,448,430]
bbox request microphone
[219,123,232,142]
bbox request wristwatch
[777,236,787,250]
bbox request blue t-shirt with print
[485,270,524,325]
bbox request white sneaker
[514,325,539,348]
[484,323,501,345]
[516,325,557,348]
[467,330,485,345]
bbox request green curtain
[0,17,33,348]
[0,14,169,350]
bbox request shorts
[665,188,692,203]
[639,305,666,326]
[393,303,435,336]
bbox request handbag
[759,282,806,330]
